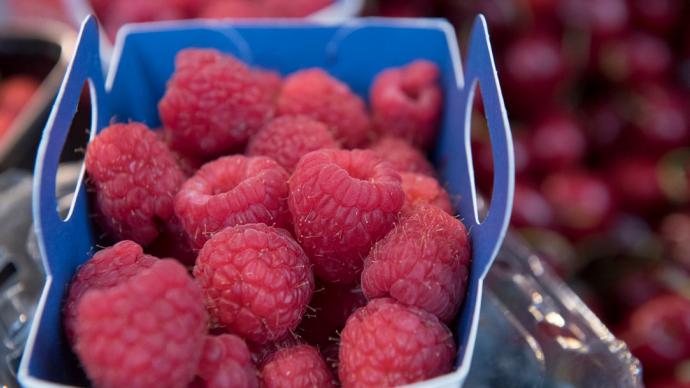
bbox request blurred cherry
[558,0,629,39]
[607,156,665,214]
[501,32,568,117]
[660,212,690,271]
[623,294,690,377]
[511,182,555,228]
[628,0,684,37]
[598,32,672,85]
[542,170,615,238]
[611,269,668,320]
[528,112,586,172]
[630,86,690,152]
[582,96,627,152]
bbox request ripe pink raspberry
[297,282,367,348]
[370,60,443,149]
[261,344,335,388]
[254,68,283,102]
[199,0,265,18]
[155,128,204,176]
[175,155,290,248]
[362,204,470,321]
[159,49,275,158]
[249,335,301,366]
[277,68,371,148]
[369,136,435,176]
[401,172,453,214]
[63,241,156,344]
[247,115,340,172]
[339,298,455,387]
[196,334,258,388]
[193,224,314,344]
[288,149,404,283]
[85,122,186,245]
[74,259,207,388]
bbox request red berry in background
[193,224,314,344]
[277,68,370,148]
[264,0,332,17]
[174,155,290,248]
[599,32,672,85]
[630,86,690,152]
[541,170,615,237]
[85,122,186,246]
[611,269,668,321]
[511,182,555,228]
[288,149,404,284]
[159,49,275,158]
[260,344,336,388]
[339,298,455,387]
[629,0,683,36]
[623,294,690,377]
[0,111,14,139]
[0,75,39,114]
[607,156,665,213]
[659,213,690,271]
[370,60,443,149]
[195,334,258,388]
[528,112,586,172]
[582,96,627,152]
[558,0,629,39]
[103,0,188,38]
[376,0,433,17]
[500,32,568,117]
[297,282,366,348]
[362,204,470,322]
[199,0,265,18]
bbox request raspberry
[146,216,197,266]
[288,149,404,283]
[175,155,290,248]
[277,69,370,148]
[159,49,275,157]
[247,115,340,172]
[199,0,265,18]
[196,334,258,388]
[339,298,455,387]
[0,76,39,114]
[249,335,301,366]
[401,172,453,214]
[261,344,336,388]
[370,60,443,149]
[74,259,207,388]
[254,68,283,102]
[155,128,204,176]
[369,136,435,176]
[63,241,156,343]
[103,0,188,38]
[361,204,470,321]
[193,224,314,344]
[85,122,186,245]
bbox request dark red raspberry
[297,281,367,348]
[74,259,207,388]
[193,224,314,344]
[277,68,370,148]
[247,115,339,172]
[175,155,290,248]
[400,172,453,214]
[159,48,275,158]
[64,241,156,343]
[196,334,258,388]
[261,344,335,388]
[370,60,443,149]
[362,204,470,321]
[339,298,455,387]
[85,122,186,245]
[369,136,435,176]
[288,149,404,284]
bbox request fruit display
[367,0,690,385]
[66,48,471,387]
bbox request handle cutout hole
[56,81,94,221]
[468,83,491,223]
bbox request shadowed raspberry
[196,334,258,388]
[63,241,156,344]
[261,344,335,388]
[175,155,290,248]
[277,68,370,148]
[401,172,453,214]
[85,122,186,245]
[159,49,275,157]
[339,298,455,387]
[362,204,470,321]
[193,224,314,344]
[74,259,207,388]
[370,60,443,149]
[247,115,339,172]
[369,136,436,176]
[288,149,404,284]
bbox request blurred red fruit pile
[0,76,39,140]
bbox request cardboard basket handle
[32,16,107,271]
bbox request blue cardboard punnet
[21,16,514,387]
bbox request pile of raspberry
[68,48,471,388]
